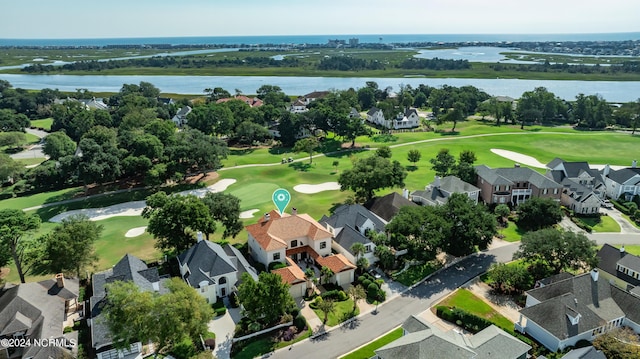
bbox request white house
[391,108,420,129]
[366,107,387,127]
[412,175,480,206]
[171,105,192,127]
[602,162,640,201]
[515,270,640,352]
[177,234,258,304]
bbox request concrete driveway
[601,207,640,234]
[208,302,242,359]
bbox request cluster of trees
[385,193,497,258]
[338,149,407,202]
[102,278,214,357]
[429,148,478,184]
[0,210,102,283]
[318,57,385,71]
[142,191,243,253]
[490,60,640,74]
[236,272,295,328]
[399,58,471,70]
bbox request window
[543,188,548,195]
[320,242,327,249]
[273,252,280,260]
[365,245,372,253]
[291,240,298,248]
[500,197,505,203]
[554,188,558,194]
[505,185,510,191]
[494,185,500,191]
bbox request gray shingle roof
[439,175,480,193]
[521,272,640,341]
[90,254,167,351]
[561,346,606,359]
[319,204,385,256]
[477,165,561,189]
[411,187,447,206]
[376,315,530,359]
[597,244,640,286]
[561,178,598,203]
[607,168,640,185]
[367,107,380,116]
[0,278,78,358]
[178,240,237,288]
[365,192,417,222]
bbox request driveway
[9,128,49,161]
[208,301,242,359]
[601,207,640,234]
[272,243,520,359]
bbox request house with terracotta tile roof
[272,257,309,298]
[216,95,263,107]
[246,210,356,289]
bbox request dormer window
[291,240,298,248]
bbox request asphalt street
[272,243,519,359]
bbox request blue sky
[2,0,639,39]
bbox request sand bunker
[293,182,341,194]
[125,226,147,237]
[49,201,146,223]
[48,178,238,223]
[490,149,546,168]
[240,209,260,219]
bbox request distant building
[601,161,640,201]
[348,38,359,47]
[412,175,480,206]
[171,105,192,127]
[364,192,417,223]
[475,164,562,205]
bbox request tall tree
[407,149,421,166]
[0,109,30,132]
[386,205,447,261]
[237,272,294,326]
[347,284,366,312]
[516,197,562,231]
[514,228,598,274]
[318,299,336,324]
[43,131,77,160]
[454,149,477,184]
[338,155,407,202]
[375,146,392,159]
[440,193,497,256]
[142,192,216,253]
[166,128,228,177]
[103,278,214,357]
[202,192,243,239]
[293,136,319,164]
[430,148,456,177]
[44,214,102,278]
[0,153,23,183]
[0,209,41,283]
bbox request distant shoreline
[1,32,640,47]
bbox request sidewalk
[298,299,324,334]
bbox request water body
[1,73,638,102]
[2,33,640,47]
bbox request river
[1,73,639,102]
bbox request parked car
[602,200,613,209]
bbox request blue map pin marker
[272,188,291,215]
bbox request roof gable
[246,210,333,251]
[178,240,238,288]
[365,192,417,222]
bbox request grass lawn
[579,215,621,233]
[30,118,53,131]
[437,288,514,331]
[231,328,312,359]
[14,157,46,166]
[392,262,440,286]
[312,299,357,327]
[340,327,403,359]
[0,187,82,211]
[621,245,640,256]
[499,220,526,242]
[621,214,640,230]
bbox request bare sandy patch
[490,149,546,168]
[293,182,341,194]
[183,178,237,198]
[125,226,147,237]
[240,209,260,219]
[49,201,146,223]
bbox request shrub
[281,326,297,341]
[362,279,372,289]
[367,282,379,298]
[309,296,323,309]
[337,290,348,301]
[611,199,631,215]
[357,275,366,283]
[290,307,300,318]
[293,314,306,331]
[375,279,384,287]
[269,261,287,270]
[229,292,240,308]
[376,289,386,302]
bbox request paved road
[601,207,640,234]
[272,243,520,359]
[9,128,49,160]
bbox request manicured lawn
[392,262,440,286]
[14,157,46,166]
[499,220,526,242]
[0,187,82,210]
[437,288,514,331]
[621,214,640,230]
[30,118,53,131]
[231,328,311,359]
[340,327,403,359]
[579,215,621,233]
[621,245,640,256]
[312,299,357,327]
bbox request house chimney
[55,273,65,288]
[292,207,297,215]
[264,213,271,222]
[603,164,611,177]
[402,189,409,199]
[591,269,599,282]
[197,231,203,242]
[620,245,626,254]
[433,176,441,189]
[632,160,637,168]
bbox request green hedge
[611,199,631,215]
[321,289,347,301]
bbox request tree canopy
[142,192,216,253]
[513,228,598,274]
[338,154,407,202]
[103,277,213,356]
[516,197,563,231]
[0,209,41,283]
[201,192,243,239]
[236,272,294,327]
[44,214,102,278]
